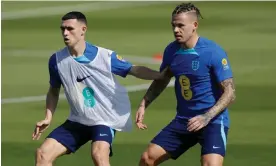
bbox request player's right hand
[135,106,147,130]
[32,119,51,140]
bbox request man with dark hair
[136,3,236,166]
[32,11,166,166]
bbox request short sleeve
[110,52,133,77]
[48,54,62,88]
[159,41,179,72]
[210,49,233,82]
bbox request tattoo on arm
[204,78,236,120]
[143,79,170,108]
[141,67,173,108]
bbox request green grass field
[2,1,276,166]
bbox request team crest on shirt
[222,58,229,70]
[192,60,200,71]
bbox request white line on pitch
[1,80,174,104]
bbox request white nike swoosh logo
[213,146,220,149]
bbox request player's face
[60,19,86,47]
[171,13,198,44]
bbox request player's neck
[181,34,199,49]
[68,40,86,57]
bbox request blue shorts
[47,120,116,156]
[151,118,228,160]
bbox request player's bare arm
[32,86,60,140]
[140,77,171,108]
[188,78,236,132]
[136,68,173,129]
[45,86,61,121]
[128,65,169,80]
[204,78,236,120]
[140,67,173,108]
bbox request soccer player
[136,3,236,166]
[32,11,166,166]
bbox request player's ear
[193,21,198,29]
[81,26,87,36]
[192,21,198,32]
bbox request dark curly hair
[172,2,203,20]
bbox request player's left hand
[32,119,51,140]
[135,106,147,130]
[187,114,211,132]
